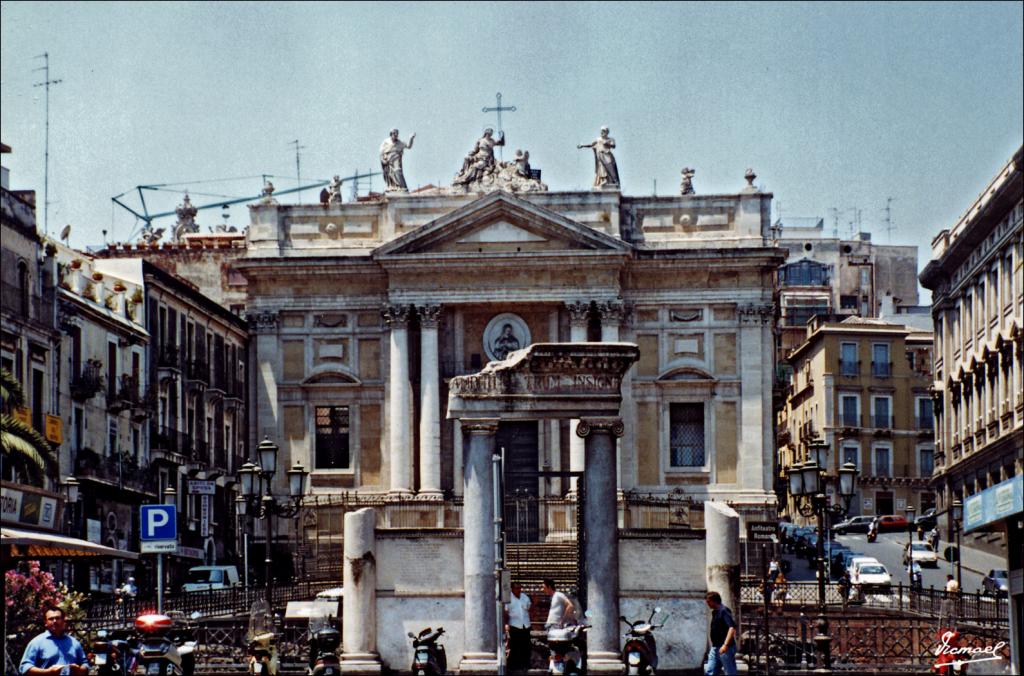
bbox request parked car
[982,570,1009,597]
[874,515,909,533]
[835,550,863,574]
[181,565,241,593]
[832,515,875,535]
[847,556,881,580]
[903,542,939,567]
[793,528,816,557]
[915,508,938,531]
[854,561,892,590]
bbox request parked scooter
[620,607,665,675]
[90,628,134,675]
[133,612,196,676]
[408,626,447,676]
[247,600,279,675]
[546,622,589,675]
[307,608,341,676]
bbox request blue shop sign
[963,475,1023,534]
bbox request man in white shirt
[504,581,532,672]
[543,578,575,629]
[945,574,960,594]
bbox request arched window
[17,260,30,316]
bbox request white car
[854,561,892,589]
[847,556,880,580]
[903,542,939,567]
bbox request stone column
[248,309,280,467]
[598,301,626,496]
[738,304,771,491]
[578,417,625,672]
[383,304,413,496]
[460,418,499,673]
[418,304,443,499]
[567,301,590,492]
[705,501,741,619]
[341,508,381,674]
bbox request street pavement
[782,531,1008,595]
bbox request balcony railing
[840,412,860,427]
[188,359,209,385]
[73,448,158,495]
[871,361,892,377]
[157,345,180,370]
[916,415,935,431]
[872,414,892,429]
[108,374,141,412]
[70,362,104,401]
[839,360,860,376]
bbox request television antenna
[883,197,895,243]
[290,140,307,203]
[33,52,63,237]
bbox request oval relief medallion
[483,313,532,362]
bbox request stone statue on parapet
[680,167,696,195]
[380,129,415,192]
[260,180,278,205]
[450,129,546,194]
[140,223,165,245]
[172,193,199,241]
[327,175,343,204]
[578,126,620,189]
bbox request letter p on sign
[140,505,177,540]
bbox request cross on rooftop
[482,92,516,160]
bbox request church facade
[237,181,783,526]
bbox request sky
[2,1,1022,287]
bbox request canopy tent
[2,527,139,560]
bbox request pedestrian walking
[504,581,532,672]
[542,578,575,629]
[704,591,738,676]
[19,606,89,676]
[929,526,940,552]
[773,571,788,608]
[838,569,852,608]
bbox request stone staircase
[505,542,580,625]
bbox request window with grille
[874,446,891,477]
[669,403,704,467]
[315,406,350,469]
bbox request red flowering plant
[4,561,87,665]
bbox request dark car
[915,508,938,531]
[982,569,1009,597]
[832,516,874,535]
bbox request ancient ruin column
[383,304,413,496]
[598,301,626,496]
[568,301,590,491]
[341,508,381,674]
[578,417,625,672]
[418,304,443,499]
[460,418,499,672]
[705,501,741,616]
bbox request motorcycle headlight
[94,653,108,665]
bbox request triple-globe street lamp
[236,436,308,607]
[786,437,859,672]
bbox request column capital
[461,418,500,434]
[246,309,279,333]
[566,300,591,327]
[739,303,774,325]
[597,300,626,325]
[418,304,442,328]
[576,417,625,439]
[381,303,412,328]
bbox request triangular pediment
[374,191,631,257]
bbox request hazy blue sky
[2,1,1022,277]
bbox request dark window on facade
[919,448,934,477]
[779,260,829,287]
[669,403,704,467]
[315,406,350,469]
[840,295,858,310]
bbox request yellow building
[777,316,935,523]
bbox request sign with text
[44,415,63,444]
[747,521,778,542]
[0,485,60,531]
[141,540,177,553]
[188,480,216,495]
[140,504,176,541]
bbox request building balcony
[840,413,860,428]
[871,361,892,378]
[74,448,158,495]
[872,414,892,429]
[70,361,104,401]
[839,360,860,377]
[107,374,141,413]
[798,421,817,440]
[187,359,209,387]
[157,346,181,379]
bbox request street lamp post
[951,499,963,589]
[237,437,308,609]
[62,476,81,588]
[905,505,916,587]
[786,437,858,672]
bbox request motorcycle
[620,607,665,675]
[307,608,341,676]
[867,530,878,543]
[407,626,447,676]
[546,622,589,676]
[247,600,279,676]
[133,612,196,676]
[90,628,134,675]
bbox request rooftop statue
[680,167,696,195]
[260,180,278,205]
[380,129,415,192]
[450,129,547,194]
[327,175,343,204]
[578,126,620,189]
[172,193,199,241]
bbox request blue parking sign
[140,504,177,541]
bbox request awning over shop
[1,527,140,560]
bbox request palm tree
[1,368,56,484]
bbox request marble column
[460,419,499,673]
[738,304,771,491]
[578,417,625,672]
[418,304,443,499]
[567,301,590,492]
[598,301,626,496]
[341,508,381,674]
[383,304,413,496]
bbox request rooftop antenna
[289,139,306,203]
[883,197,895,243]
[59,224,71,244]
[482,92,516,161]
[653,178,657,196]
[829,207,839,238]
[33,52,63,237]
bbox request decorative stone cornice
[576,417,625,438]
[381,303,412,328]
[247,309,279,333]
[566,300,591,327]
[461,418,500,434]
[739,303,773,325]
[418,304,442,328]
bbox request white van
[181,565,241,592]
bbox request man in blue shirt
[704,591,738,676]
[19,606,88,676]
